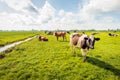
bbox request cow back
[55,32,66,36]
[72,36,79,45]
[70,33,82,45]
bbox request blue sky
[32,0,81,13]
[0,0,120,30]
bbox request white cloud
[38,1,56,24]
[102,16,114,23]
[90,0,120,13]
[1,0,38,14]
[58,10,65,16]
[0,1,57,30]
[0,0,120,30]
[77,0,120,30]
[0,12,36,27]
[80,0,120,21]
[82,0,120,13]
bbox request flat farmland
[0,31,120,80]
[0,31,40,47]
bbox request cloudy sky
[0,0,120,30]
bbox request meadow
[0,31,39,47]
[0,31,120,80]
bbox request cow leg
[83,56,86,62]
[62,35,66,41]
[70,45,76,56]
[65,36,67,41]
[81,49,87,62]
[73,46,76,56]
[63,35,66,41]
[73,46,76,54]
[57,37,58,41]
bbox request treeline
[0,29,120,32]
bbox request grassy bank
[0,31,40,47]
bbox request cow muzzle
[89,46,94,49]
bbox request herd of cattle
[38,31,118,62]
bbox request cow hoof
[72,54,76,57]
[83,59,86,62]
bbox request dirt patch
[4,48,14,54]
[0,47,14,59]
[0,44,5,47]
[0,54,5,59]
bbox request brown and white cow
[70,33,100,62]
[108,33,118,37]
[38,36,48,41]
[55,32,66,41]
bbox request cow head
[88,35,100,49]
[81,37,89,49]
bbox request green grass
[0,31,120,80]
[0,31,40,46]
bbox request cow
[70,33,100,62]
[91,32,99,35]
[38,36,48,41]
[47,31,54,35]
[66,31,70,34]
[108,33,118,37]
[54,32,67,41]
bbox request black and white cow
[108,33,118,37]
[70,33,100,62]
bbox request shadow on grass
[87,57,120,77]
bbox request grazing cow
[38,36,48,41]
[66,31,70,34]
[55,32,66,41]
[91,32,99,35]
[44,31,47,34]
[47,31,54,35]
[70,33,100,62]
[108,33,118,37]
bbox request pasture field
[0,31,120,80]
[0,31,40,47]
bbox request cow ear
[84,37,88,40]
[95,37,100,41]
